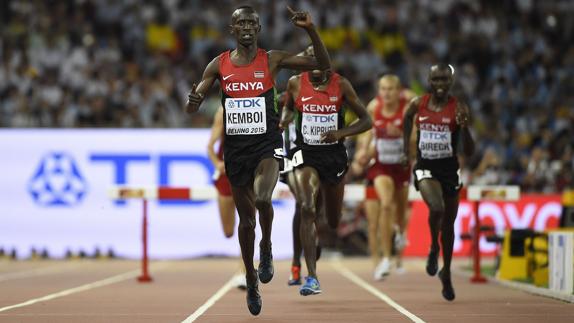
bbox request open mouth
[241,34,253,40]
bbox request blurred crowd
[0,0,573,193]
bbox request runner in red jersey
[403,63,475,301]
[207,106,246,290]
[186,5,330,315]
[355,75,415,280]
[279,68,371,296]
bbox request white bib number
[376,137,404,164]
[419,130,453,159]
[301,112,338,145]
[225,97,266,135]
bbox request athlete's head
[230,6,261,46]
[301,45,329,85]
[377,74,401,105]
[428,63,454,99]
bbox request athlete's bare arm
[268,7,330,74]
[186,57,220,113]
[456,100,475,157]
[402,97,421,165]
[354,98,378,159]
[321,77,371,143]
[279,76,300,130]
[207,107,225,174]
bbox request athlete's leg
[394,185,410,269]
[216,194,236,238]
[320,180,345,230]
[364,199,381,267]
[231,186,257,283]
[417,178,445,276]
[373,175,395,259]
[287,171,302,268]
[253,158,279,250]
[294,166,321,278]
[438,193,459,301]
[253,157,279,283]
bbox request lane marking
[181,274,238,323]
[0,262,168,313]
[0,263,84,283]
[331,260,426,323]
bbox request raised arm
[207,107,226,174]
[321,77,371,143]
[279,76,299,130]
[456,100,475,157]
[402,97,420,164]
[186,57,220,114]
[268,7,330,72]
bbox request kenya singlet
[293,72,345,151]
[373,96,408,165]
[218,49,282,186]
[415,94,460,175]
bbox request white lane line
[0,269,141,313]
[331,260,426,323]
[0,263,84,283]
[181,274,238,323]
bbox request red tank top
[373,96,407,164]
[416,94,458,161]
[295,72,344,147]
[219,49,274,98]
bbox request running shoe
[288,265,302,286]
[246,274,262,315]
[258,246,274,284]
[300,276,322,296]
[438,268,455,301]
[426,249,439,276]
[374,257,391,280]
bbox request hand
[287,6,313,29]
[186,83,203,113]
[278,119,289,131]
[320,130,341,143]
[456,105,470,128]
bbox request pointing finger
[286,5,296,15]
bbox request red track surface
[0,258,572,322]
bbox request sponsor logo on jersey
[302,104,337,113]
[225,82,264,92]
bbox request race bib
[419,130,453,159]
[225,97,266,135]
[376,137,404,164]
[301,112,338,145]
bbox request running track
[0,258,571,322]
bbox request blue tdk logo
[28,152,88,206]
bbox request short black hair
[231,5,258,23]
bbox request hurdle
[466,185,520,283]
[109,184,518,283]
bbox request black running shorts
[293,146,348,185]
[413,162,461,197]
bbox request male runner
[280,68,371,296]
[186,5,330,315]
[403,63,475,301]
[355,75,415,279]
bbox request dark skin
[280,71,372,278]
[402,65,475,283]
[185,7,331,286]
